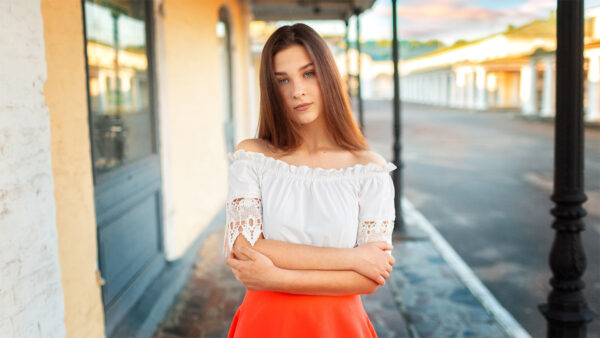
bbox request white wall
[0,0,66,337]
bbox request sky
[290,0,600,45]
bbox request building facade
[2,0,254,336]
[353,11,600,123]
[1,0,375,337]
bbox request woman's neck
[296,115,338,154]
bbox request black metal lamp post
[538,0,597,336]
[354,8,364,132]
[391,0,404,230]
[345,19,351,101]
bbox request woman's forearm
[271,268,379,296]
[233,234,355,271]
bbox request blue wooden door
[82,0,165,333]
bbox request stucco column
[456,68,468,108]
[465,67,475,109]
[414,75,418,102]
[430,74,436,104]
[520,59,538,115]
[449,70,458,108]
[510,72,520,107]
[441,72,449,106]
[475,66,487,111]
[427,74,433,104]
[419,75,425,102]
[2,1,68,337]
[439,73,444,105]
[423,74,429,104]
[586,54,600,121]
[541,56,555,117]
[430,73,436,105]
[433,73,439,105]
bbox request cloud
[516,0,555,13]
[396,3,498,22]
[360,0,555,43]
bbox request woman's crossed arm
[232,233,394,285]
[227,234,395,296]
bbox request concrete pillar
[409,76,412,101]
[456,68,467,108]
[436,73,441,105]
[414,75,419,102]
[415,75,419,102]
[434,73,440,105]
[431,74,436,105]
[438,73,444,105]
[449,70,458,108]
[441,72,449,106]
[1,1,67,336]
[541,56,556,117]
[422,76,425,102]
[586,54,600,121]
[520,59,538,115]
[510,72,521,107]
[486,72,505,108]
[434,74,439,105]
[414,76,418,101]
[424,74,429,104]
[466,68,475,109]
[427,74,433,104]
[475,66,487,111]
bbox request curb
[401,197,531,338]
[514,114,600,129]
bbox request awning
[251,0,376,21]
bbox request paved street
[359,100,600,337]
[154,209,510,338]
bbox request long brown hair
[257,23,368,154]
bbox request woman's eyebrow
[298,62,314,71]
[274,62,314,76]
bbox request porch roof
[250,0,376,21]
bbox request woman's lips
[294,103,313,111]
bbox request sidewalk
[153,201,528,338]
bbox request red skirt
[227,290,377,338]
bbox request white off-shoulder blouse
[223,149,397,254]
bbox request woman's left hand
[226,245,282,291]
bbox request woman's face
[273,44,323,125]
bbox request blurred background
[1,0,598,337]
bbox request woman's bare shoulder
[235,138,273,155]
[354,149,387,167]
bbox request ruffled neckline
[228,149,397,178]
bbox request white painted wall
[0,0,66,337]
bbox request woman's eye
[304,71,315,78]
[278,78,289,84]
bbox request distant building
[345,10,600,122]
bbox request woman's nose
[292,83,306,98]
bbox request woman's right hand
[351,242,396,285]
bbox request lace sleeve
[356,218,394,246]
[224,197,263,254]
[223,156,264,255]
[356,172,396,247]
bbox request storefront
[1,0,375,336]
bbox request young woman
[224,23,397,337]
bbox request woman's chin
[295,113,320,125]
